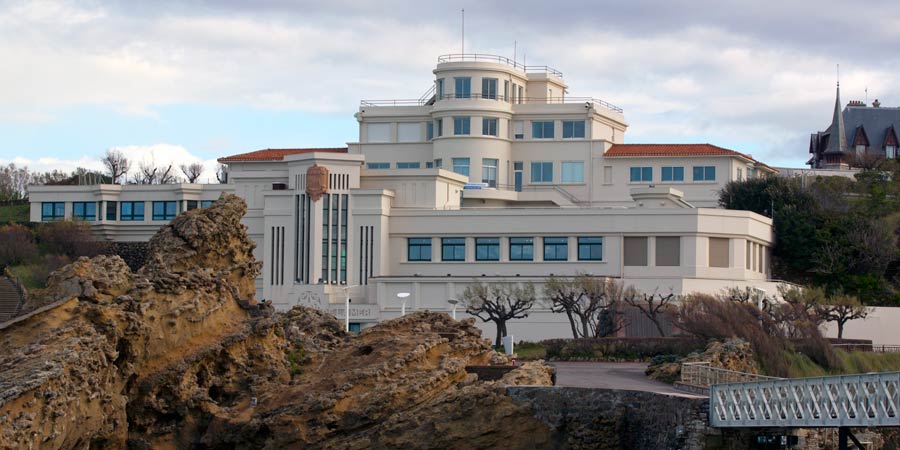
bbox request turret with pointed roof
[824,82,848,154]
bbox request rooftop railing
[437,53,563,77]
[361,95,623,114]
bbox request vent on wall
[273,183,288,190]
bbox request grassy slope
[786,349,900,378]
[0,204,29,223]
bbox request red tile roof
[218,147,348,163]
[604,143,777,172]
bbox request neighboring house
[28,53,786,340]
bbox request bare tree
[461,282,536,347]
[157,164,179,184]
[0,164,32,200]
[622,287,676,337]
[101,149,130,184]
[545,275,625,338]
[216,164,228,183]
[137,161,158,185]
[814,293,870,339]
[180,162,204,183]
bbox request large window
[454,77,471,98]
[72,202,96,221]
[441,238,466,261]
[693,166,716,182]
[482,78,498,99]
[531,161,553,183]
[532,121,554,139]
[41,202,65,221]
[106,201,117,220]
[397,122,420,142]
[200,200,214,208]
[708,237,730,268]
[509,237,534,261]
[888,145,897,159]
[152,201,177,221]
[366,123,390,143]
[186,200,198,211]
[624,237,648,266]
[630,167,652,182]
[452,158,470,177]
[577,237,603,261]
[426,122,434,140]
[475,238,500,261]
[436,118,443,137]
[453,116,471,135]
[656,237,681,266]
[661,166,684,182]
[482,158,498,187]
[561,162,584,183]
[543,237,568,261]
[562,120,586,138]
[482,117,498,136]
[120,201,144,221]
[397,162,420,169]
[367,162,390,169]
[407,238,432,261]
[434,158,443,169]
[436,78,444,100]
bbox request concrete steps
[0,276,23,323]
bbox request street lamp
[447,298,459,320]
[397,292,410,316]
[341,285,359,332]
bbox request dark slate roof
[839,106,900,149]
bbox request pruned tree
[216,164,228,183]
[814,293,870,339]
[622,287,676,337]
[0,164,31,200]
[157,164,179,184]
[180,162,204,183]
[135,161,179,184]
[101,149,130,184]
[545,274,625,338]
[461,282,536,347]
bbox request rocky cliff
[0,195,555,450]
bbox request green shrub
[540,337,705,361]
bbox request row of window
[437,77,526,103]
[41,200,213,221]
[408,237,603,262]
[629,166,717,183]
[367,159,585,185]
[368,119,588,143]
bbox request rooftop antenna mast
[514,40,517,64]
[461,9,464,54]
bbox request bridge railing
[681,362,781,387]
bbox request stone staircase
[0,276,23,323]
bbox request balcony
[360,95,623,114]
[436,53,563,77]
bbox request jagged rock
[646,338,758,383]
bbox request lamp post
[397,292,410,316]
[447,298,459,320]
[341,285,359,332]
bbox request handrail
[360,95,623,113]
[437,53,563,77]
[681,362,782,388]
[418,85,436,103]
[471,183,585,205]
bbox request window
[452,158,470,177]
[367,162,390,169]
[152,201,177,221]
[513,121,524,139]
[436,78,444,100]
[578,237,603,261]
[426,122,434,140]
[856,144,866,155]
[366,123,390,143]
[531,161,553,183]
[482,78,498,99]
[482,117,498,136]
[887,145,897,159]
[561,162,584,183]
[106,201,117,220]
[397,162,420,169]
[562,120,586,138]
[630,167,652,182]
[397,122,420,142]
[475,238,500,261]
[441,238,466,261]
[200,200,214,208]
[624,237,648,266]
[736,168,743,181]
[504,80,510,101]
[41,202,65,221]
[426,162,434,168]
[454,77,471,98]
[511,83,518,102]
[72,202,96,221]
[543,237,568,261]
[408,238,432,261]
[120,201,144,221]
[693,166,716,182]
[434,158,443,169]
[186,200,198,211]
[656,237,681,266]
[482,158,498,187]
[532,121,554,139]
[518,86,524,103]
[436,118,443,137]
[453,116,471,135]
[509,237,534,261]
[708,237,730,268]
[660,166,683,182]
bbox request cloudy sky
[2,0,899,179]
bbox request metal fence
[681,362,782,387]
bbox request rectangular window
[661,166,684,182]
[737,167,743,181]
[656,237,681,266]
[397,122,420,142]
[562,120,586,138]
[436,78,444,100]
[624,237,648,266]
[482,117,498,136]
[888,145,897,159]
[152,201,177,221]
[709,237,730,268]
[426,162,434,168]
[367,162,390,169]
[531,161,553,183]
[511,83,518,102]
[426,122,434,140]
[120,201,145,221]
[397,162,420,169]
[543,237,569,261]
[561,162,584,183]
[436,118,443,137]
[434,158,443,169]
[453,116,471,135]
[509,237,534,261]
[504,80,510,101]
[407,238,432,261]
[72,202,96,221]
[532,121,554,139]
[475,238,500,261]
[106,201,117,220]
[518,86,524,103]
[200,200,214,208]
[366,123,391,143]
[482,158,498,187]
[186,200,198,211]
[513,121,524,139]
[452,158,470,177]
[693,166,716,181]
[630,167,653,182]
[441,238,466,261]
[577,237,603,261]
[41,202,65,221]
[481,78,498,100]
[454,77,471,98]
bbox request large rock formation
[0,194,555,450]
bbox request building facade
[28,54,784,340]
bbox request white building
[28,54,783,340]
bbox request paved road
[549,361,704,397]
